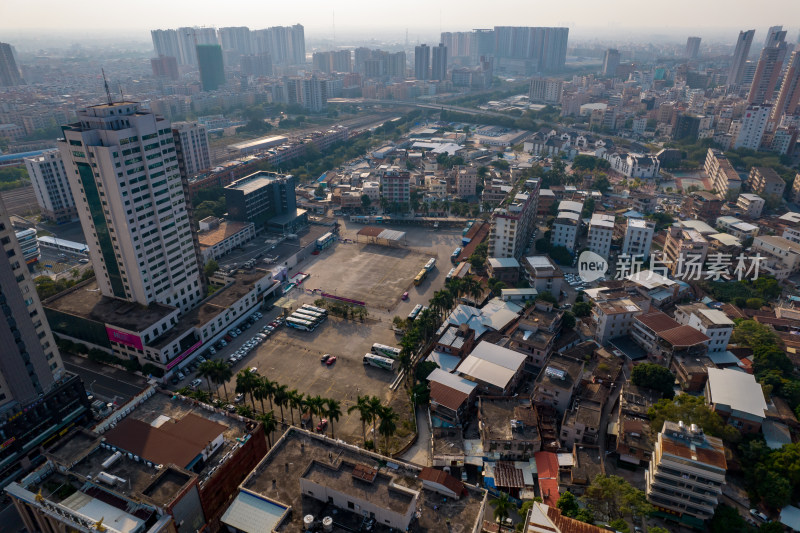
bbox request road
[399,406,431,466]
[61,352,149,404]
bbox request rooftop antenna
[117,82,124,102]
[101,68,113,105]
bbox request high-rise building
[622,218,655,258]
[150,55,179,80]
[241,53,272,77]
[387,51,406,77]
[602,49,620,77]
[771,48,800,122]
[764,25,784,48]
[529,77,563,103]
[415,44,430,80]
[150,29,181,62]
[0,42,22,86]
[252,24,305,65]
[224,171,300,232]
[440,32,473,63]
[218,26,252,55]
[197,44,225,91]
[58,101,203,314]
[24,149,77,223]
[431,43,448,81]
[172,122,211,177]
[734,104,771,149]
[685,37,701,59]
[312,50,351,73]
[489,184,540,259]
[493,26,569,71]
[646,421,726,522]
[748,30,787,104]
[727,29,755,88]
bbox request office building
[602,48,620,77]
[150,55,179,80]
[771,49,800,123]
[646,421,726,523]
[0,200,90,488]
[172,121,211,177]
[24,149,77,223]
[728,29,755,89]
[432,43,448,81]
[587,213,615,258]
[622,218,655,258]
[218,26,252,56]
[241,53,272,77]
[734,104,771,149]
[58,101,203,314]
[489,186,539,260]
[224,171,305,233]
[685,37,701,59]
[748,30,787,105]
[197,44,225,91]
[415,44,430,80]
[0,42,22,87]
[529,77,563,104]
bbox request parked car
[326,356,337,366]
[316,418,328,432]
[750,509,769,522]
[197,356,206,363]
[250,367,258,374]
[234,393,245,404]
[401,291,409,300]
[208,347,216,355]
[190,379,202,389]
[226,404,236,413]
[176,371,185,380]
[321,354,331,363]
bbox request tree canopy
[648,394,740,444]
[630,363,674,399]
[581,474,652,522]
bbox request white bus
[372,343,401,360]
[301,304,328,315]
[408,304,423,321]
[293,310,325,323]
[286,317,316,331]
[363,353,397,371]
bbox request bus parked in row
[372,343,401,360]
[363,353,397,371]
[408,304,423,321]
[286,317,316,331]
[301,304,328,315]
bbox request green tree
[556,490,580,517]
[197,360,218,397]
[608,519,629,533]
[648,394,740,445]
[378,406,399,452]
[324,398,342,439]
[537,291,557,304]
[631,363,675,399]
[709,504,752,533]
[236,369,260,411]
[348,395,374,446]
[361,194,372,209]
[211,360,233,401]
[257,411,278,448]
[572,301,592,317]
[305,395,326,430]
[581,474,652,522]
[491,492,515,530]
[562,311,576,330]
[594,175,611,193]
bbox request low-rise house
[532,354,585,414]
[428,368,478,427]
[479,397,541,460]
[674,303,733,353]
[736,193,765,218]
[670,353,715,392]
[523,256,564,297]
[592,298,643,345]
[560,401,602,449]
[705,368,768,433]
[715,216,759,239]
[456,341,527,395]
[488,257,521,284]
[435,324,476,358]
[614,384,661,466]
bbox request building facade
[622,218,654,258]
[172,122,211,178]
[24,150,78,223]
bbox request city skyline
[1,0,798,40]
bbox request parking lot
[174,221,465,449]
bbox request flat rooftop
[242,429,486,532]
[225,171,292,195]
[44,279,176,332]
[479,398,539,442]
[198,220,252,248]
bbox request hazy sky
[1,0,797,39]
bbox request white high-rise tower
[58,101,203,314]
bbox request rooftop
[595,298,641,315]
[241,429,486,532]
[706,368,768,420]
[479,398,539,442]
[659,421,727,471]
[44,278,176,332]
[225,171,292,195]
[197,220,253,247]
[659,325,710,347]
[636,311,681,333]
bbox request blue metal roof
[0,150,48,163]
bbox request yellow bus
[413,269,427,286]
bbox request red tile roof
[636,311,681,333]
[658,325,710,347]
[545,505,608,533]
[419,466,465,496]
[534,451,560,507]
[494,461,525,488]
[430,381,470,412]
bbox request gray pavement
[61,352,149,404]
[400,406,431,466]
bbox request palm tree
[288,390,303,426]
[274,384,289,422]
[212,360,232,402]
[236,369,259,411]
[491,492,514,531]
[253,377,269,413]
[378,406,399,453]
[367,396,383,442]
[324,398,342,439]
[462,275,483,304]
[348,395,372,446]
[197,360,217,398]
[305,395,325,430]
[258,411,278,448]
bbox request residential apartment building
[172,121,212,177]
[646,421,726,523]
[622,218,654,258]
[674,303,733,353]
[715,216,759,239]
[489,189,539,259]
[592,298,642,345]
[532,354,585,414]
[551,200,582,252]
[381,168,411,206]
[736,193,765,218]
[0,42,22,86]
[752,235,800,278]
[704,148,742,198]
[733,104,771,150]
[529,78,563,104]
[587,213,615,258]
[58,101,203,314]
[479,398,541,460]
[523,256,563,297]
[663,227,708,276]
[793,173,800,204]
[414,44,430,80]
[748,166,786,198]
[24,149,77,223]
[682,191,723,221]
